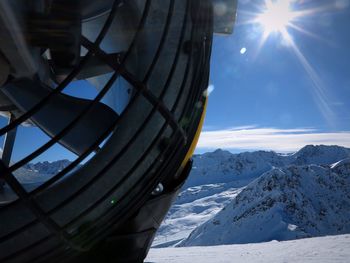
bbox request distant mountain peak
[292,145,350,166]
[296,144,348,154]
[11,159,72,185]
[202,149,232,158]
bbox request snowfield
[147,234,350,263]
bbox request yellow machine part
[181,97,208,169]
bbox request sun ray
[288,23,323,40]
[286,36,336,127]
[288,23,335,46]
[242,0,339,128]
[293,5,339,18]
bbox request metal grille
[0,0,213,261]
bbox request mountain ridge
[179,158,350,246]
[185,144,350,188]
[154,144,350,247]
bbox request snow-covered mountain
[0,160,72,202]
[184,145,350,188]
[154,145,350,247]
[291,145,350,166]
[13,159,71,184]
[180,158,350,246]
[23,159,71,175]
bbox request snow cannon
[0,0,237,262]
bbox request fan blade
[1,79,118,155]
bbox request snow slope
[153,184,242,247]
[180,159,350,246]
[147,234,350,263]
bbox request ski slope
[147,234,350,263]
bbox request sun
[249,0,338,128]
[255,0,297,39]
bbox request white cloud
[227,125,259,131]
[197,126,350,152]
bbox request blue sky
[1,0,350,163]
[197,0,350,153]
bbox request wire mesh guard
[0,0,213,262]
